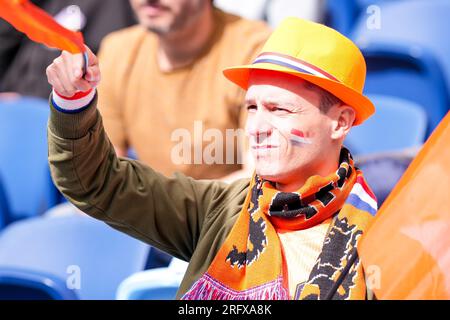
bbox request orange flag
[359,112,450,299]
[0,0,84,54]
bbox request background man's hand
[46,45,100,97]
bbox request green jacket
[47,95,250,299]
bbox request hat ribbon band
[253,52,340,83]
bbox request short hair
[304,82,342,114]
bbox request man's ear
[330,105,356,140]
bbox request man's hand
[46,45,100,97]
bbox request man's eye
[273,107,291,113]
[246,105,257,111]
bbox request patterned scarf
[182,148,377,300]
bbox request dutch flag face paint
[290,129,313,146]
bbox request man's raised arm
[45,47,236,261]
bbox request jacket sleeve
[47,94,231,261]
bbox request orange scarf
[183,148,376,300]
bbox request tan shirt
[278,220,331,299]
[97,9,270,179]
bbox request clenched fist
[46,46,100,97]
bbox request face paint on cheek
[289,128,313,146]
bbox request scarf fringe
[182,273,289,300]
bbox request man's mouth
[251,145,279,149]
[140,2,168,16]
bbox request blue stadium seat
[354,0,450,87]
[352,0,450,126]
[324,0,359,36]
[351,42,448,135]
[355,0,395,11]
[0,96,61,224]
[356,151,415,207]
[0,175,9,230]
[116,258,188,300]
[326,0,409,35]
[0,213,150,299]
[345,94,427,156]
[145,247,172,269]
[0,267,79,300]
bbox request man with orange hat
[46,17,378,300]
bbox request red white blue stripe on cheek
[290,129,313,145]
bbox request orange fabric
[359,111,450,299]
[208,170,356,293]
[263,158,355,231]
[0,0,84,53]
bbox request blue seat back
[345,95,427,155]
[324,0,359,35]
[0,96,60,223]
[357,154,413,207]
[0,214,150,299]
[130,286,179,300]
[0,267,79,300]
[352,0,450,96]
[116,258,188,300]
[0,175,9,230]
[354,43,448,134]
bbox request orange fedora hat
[223,17,375,125]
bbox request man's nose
[246,112,273,142]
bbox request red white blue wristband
[52,88,96,113]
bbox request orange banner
[359,112,450,299]
[0,0,84,53]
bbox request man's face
[245,70,338,185]
[129,0,208,35]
